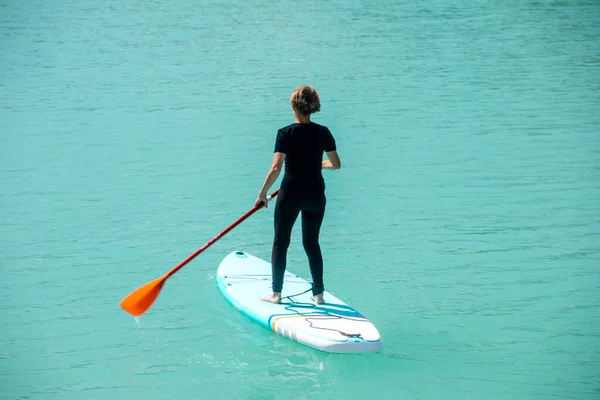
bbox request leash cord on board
[225,278,366,339]
[280,288,363,339]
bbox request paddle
[119,189,280,317]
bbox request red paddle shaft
[164,189,279,279]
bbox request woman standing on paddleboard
[255,85,341,305]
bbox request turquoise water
[2,0,599,398]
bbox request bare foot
[261,292,281,304]
[311,293,325,304]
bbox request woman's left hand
[255,193,268,208]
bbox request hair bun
[290,85,321,115]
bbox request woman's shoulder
[279,122,331,132]
[309,122,333,137]
[309,121,329,131]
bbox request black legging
[271,187,326,296]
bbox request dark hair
[290,85,321,115]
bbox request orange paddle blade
[120,274,168,316]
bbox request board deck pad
[216,251,382,353]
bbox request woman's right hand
[255,193,268,208]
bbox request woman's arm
[256,152,285,207]
[322,150,341,170]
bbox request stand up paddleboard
[216,251,382,353]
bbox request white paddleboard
[216,251,382,353]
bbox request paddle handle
[165,189,280,278]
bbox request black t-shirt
[274,122,336,192]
